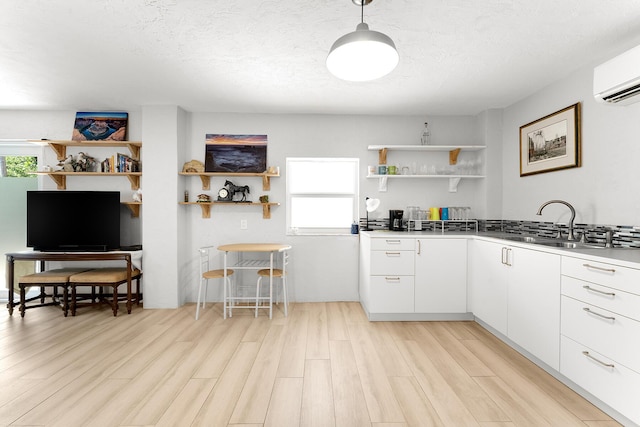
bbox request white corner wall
[141,105,184,308]
[501,63,640,225]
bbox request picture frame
[72,112,128,141]
[204,134,267,173]
[519,103,581,176]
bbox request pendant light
[326,0,398,82]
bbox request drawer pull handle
[385,240,401,244]
[385,277,401,282]
[385,252,401,256]
[582,263,616,274]
[582,351,615,368]
[582,285,615,297]
[583,307,615,321]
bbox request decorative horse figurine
[224,180,250,202]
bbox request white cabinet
[468,239,561,369]
[414,238,467,313]
[359,235,415,316]
[560,256,640,425]
[468,239,509,335]
[507,248,560,370]
[359,234,469,320]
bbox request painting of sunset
[204,134,267,173]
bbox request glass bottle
[420,122,431,145]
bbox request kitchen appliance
[389,210,404,231]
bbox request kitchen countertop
[360,230,640,268]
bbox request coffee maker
[389,210,404,231]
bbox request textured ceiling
[1,0,640,115]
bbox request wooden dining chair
[196,246,233,320]
[255,250,289,318]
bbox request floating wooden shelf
[179,171,279,191]
[28,140,142,161]
[33,172,141,190]
[121,202,141,217]
[180,201,280,219]
[367,145,486,192]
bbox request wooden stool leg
[19,285,26,318]
[62,286,69,317]
[70,286,76,316]
[112,286,118,316]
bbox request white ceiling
[2,1,640,116]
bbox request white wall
[500,63,640,226]
[178,113,485,303]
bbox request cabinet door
[508,247,561,370]
[468,240,508,335]
[414,239,467,313]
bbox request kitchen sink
[535,240,605,249]
[501,235,539,243]
[499,235,606,249]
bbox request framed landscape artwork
[72,112,128,141]
[204,134,267,173]
[519,103,581,176]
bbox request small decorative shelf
[180,201,280,219]
[28,140,142,161]
[367,144,486,192]
[33,172,141,190]
[121,202,141,217]
[179,171,279,191]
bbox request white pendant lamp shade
[327,22,399,82]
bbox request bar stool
[255,251,289,318]
[196,246,233,320]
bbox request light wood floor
[0,301,621,427]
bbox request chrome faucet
[536,200,577,241]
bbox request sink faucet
[536,200,577,241]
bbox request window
[0,141,42,302]
[286,157,359,235]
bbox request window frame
[286,157,359,236]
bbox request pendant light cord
[361,1,364,23]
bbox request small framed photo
[519,103,581,176]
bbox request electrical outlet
[240,219,247,230]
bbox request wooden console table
[5,251,142,316]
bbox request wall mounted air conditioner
[593,44,640,105]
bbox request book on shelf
[101,153,140,173]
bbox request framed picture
[519,103,581,176]
[204,134,267,173]
[72,112,128,141]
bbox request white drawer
[562,275,640,321]
[370,250,415,275]
[561,335,640,426]
[562,256,640,296]
[371,238,415,251]
[369,276,414,313]
[561,295,640,373]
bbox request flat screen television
[27,191,120,252]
